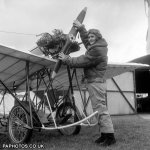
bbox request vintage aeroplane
[0,7,149,144]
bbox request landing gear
[56,102,81,135]
[8,105,32,143]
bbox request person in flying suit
[58,20,116,146]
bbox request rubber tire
[8,105,32,143]
[56,102,81,135]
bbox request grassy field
[1,114,150,150]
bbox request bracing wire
[0,30,37,36]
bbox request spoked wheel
[56,102,81,135]
[8,105,32,143]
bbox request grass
[1,114,150,150]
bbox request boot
[95,133,106,144]
[101,133,116,146]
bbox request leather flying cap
[87,29,102,39]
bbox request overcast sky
[0,0,148,62]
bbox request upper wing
[0,45,57,90]
[0,44,148,91]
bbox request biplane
[0,7,149,144]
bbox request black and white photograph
[0,0,150,150]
